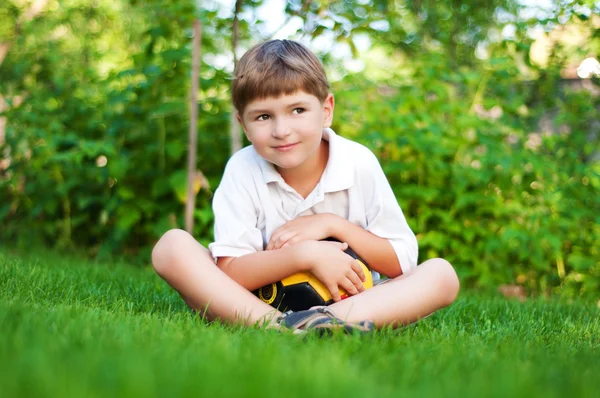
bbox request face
[237,91,334,173]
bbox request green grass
[1,248,599,398]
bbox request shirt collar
[322,128,354,192]
[256,152,282,184]
[256,128,355,192]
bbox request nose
[272,118,291,139]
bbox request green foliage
[333,50,600,297]
[0,0,599,296]
[0,0,230,260]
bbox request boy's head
[232,40,330,115]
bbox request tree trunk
[185,19,202,233]
[230,0,243,156]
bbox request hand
[295,240,367,302]
[266,214,338,251]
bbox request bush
[333,53,600,297]
[1,1,598,296]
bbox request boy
[152,40,459,333]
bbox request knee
[427,258,460,306]
[151,229,193,277]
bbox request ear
[236,112,247,133]
[322,93,335,128]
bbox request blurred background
[0,0,598,298]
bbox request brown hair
[232,40,330,114]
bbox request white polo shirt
[208,128,418,275]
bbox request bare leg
[151,229,281,325]
[328,258,460,327]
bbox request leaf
[116,206,142,231]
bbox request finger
[266,234,277,251]
[351,260,366,282]
[281,235,302,248]
[339,278,359,296]
[268,230,290,250]
[322,241,348,251]
[274,231,298,250]
[267,225,288,250]
[327,283,342,302]
[347,270,365,293]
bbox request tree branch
[230,0,243,155]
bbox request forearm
[328,215,402,278]
[218,246,309,291]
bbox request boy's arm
[217,240,361,296]
[349,149,418,276]
[327,215,402,278]
[217,247,309,291]
[265,213,402,278]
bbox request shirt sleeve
[208,156,263,262]
[361,151,419,274]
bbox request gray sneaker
[274,306,374,335]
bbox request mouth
[273,143,298,152]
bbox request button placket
[295,184,326,217]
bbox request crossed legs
[151,229,460,328]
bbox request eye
[256,114,270,121]
[292,108,305,115]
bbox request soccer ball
[253,244,373,312]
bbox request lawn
[0,248,599,398]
